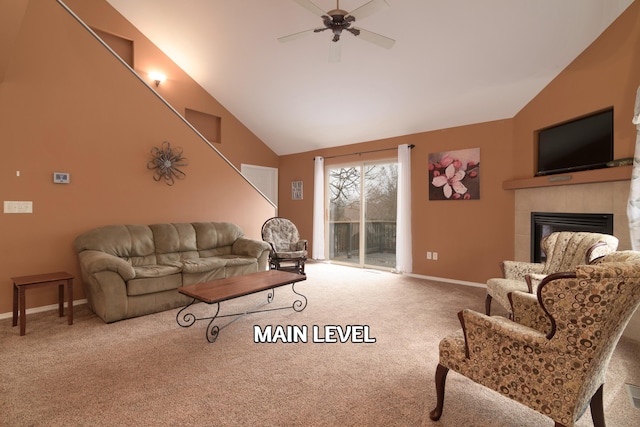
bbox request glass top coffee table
[176,270,307,343]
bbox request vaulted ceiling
[104,0,634,155]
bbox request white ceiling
[104,0,634,156]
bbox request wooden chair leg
[590,384,605,427]
[429,364,449,421]
[485,294,492,315]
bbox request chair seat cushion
[274,250,307,259]
[486,278,528,312]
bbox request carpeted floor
[1,262,639,426]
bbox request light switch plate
[4,201,33,213]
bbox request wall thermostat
[53,172,70,184]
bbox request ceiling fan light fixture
[280,0,395,58]
[327,9,348,17]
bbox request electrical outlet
[433,252,438,261]
[426,252,432,260]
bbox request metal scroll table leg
[291,282,307,312]
[176,299,222,343]
[176,282,308,343]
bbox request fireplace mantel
[503,165,632,190]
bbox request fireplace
[531,212,614,262]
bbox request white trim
[405,273,486,288]
[241,163,278,207]
[0,299,87,320]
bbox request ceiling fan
[278,0,395,62]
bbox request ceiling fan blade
[352,27,395,49]
[329,41,341,63]
[348,0,389,21]
[278,28,315,43]
[293,0,327,17]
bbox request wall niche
[92,28,134,68]
[185,108,221,144]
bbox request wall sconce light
[149,72,166,87]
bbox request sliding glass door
[327,161,397,269]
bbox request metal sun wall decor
[147,141,188,186]
[429,148,480,200]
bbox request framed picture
[292,181,303,200]
[428,148,480,200]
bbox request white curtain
[312,156,325,260]
[395,144,413,273]
[628,86,640,250]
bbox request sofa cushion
[199,246,232,258]
[73,224,157,266]
[193,222,243,251]
[220,255,257,267]
[181,257,227,274]
[133,264,182,278]
[127,273,182,296]
[150,223,199,265]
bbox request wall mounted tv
[535,108,613,176]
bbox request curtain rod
[315,144,414,160]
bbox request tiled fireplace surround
[514,179,639,341]
[514,181,632,261]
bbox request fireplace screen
[531,212,613,262]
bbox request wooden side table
[12,271,74,336]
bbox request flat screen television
[535,108,614,176]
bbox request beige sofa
[73,222,271,323]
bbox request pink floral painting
[429,148,480,200]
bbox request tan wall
[279,120,515,284]
[64,0,279,171]
[278,1,640,284]
[3,0,639,316]
[0,0,276,314]
[512,1,640,175]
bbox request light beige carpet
[1,262,639,426]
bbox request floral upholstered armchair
[261,217,308,275]
[485,231,618,315]
[430,253,640,427]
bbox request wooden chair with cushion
[485,231,618,315]
[430,252,640,427]
[261,217,308,275]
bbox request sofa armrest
[232,237,271,259]
[501,260,545,280]
[78,250,135,280]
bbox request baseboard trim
[405,273,486,288]
[0,299,87,320]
